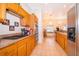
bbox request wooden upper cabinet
[32,14,38,24]
[20,17,26,26]
[29,15,34,28]
[7,3,19,14]
[18,5,31,26]
[6,3,30,27]
[34,15,38,24]
[20,15,30,26]
[29,14,38,29]
[0,4,6,23]
[18,6,27,17]
[7,3,28,17]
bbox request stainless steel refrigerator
[67,4,76,56]
[76,4,79,56]
[67,3,79,56]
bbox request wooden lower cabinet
[17,39,27,56]
[0,48,7,56]
[18,44,26,56]
[0,35,36,56]
[56,32,67,50]
[26,35,36,56]
[0,44,17,56]
[26,39,32,56]
[59,35,65,49]
[6,44,17,56]
[64,35,68,52]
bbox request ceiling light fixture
[64,5,67,8]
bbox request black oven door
[68,27,75,42]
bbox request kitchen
[0,3,79,56]
[0,3,37,56]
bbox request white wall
[0,12,21,35]
[36,9,43,44]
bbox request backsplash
[0,24,21,35]
[0,12,22,35]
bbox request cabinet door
[17,39,27,56]
[0,49,7,56]
[0,4,6,23]
[56,32,58,42]
[26,35,36,56]
[30,15,35,29]
[31,35,36,49]
[59,35,65,49]
[18,44,26,56]
[7,3,19,14]
[56,32,60,44]
[6,44,17,56]
[56,32,65,49]
[64,35,68,52]
[26,38,32,56]
[20,16,30,26]
[32,14,38,24]
[20,17,27,26]
[18,6,26,17]
[18,6,30,26]
[0,44,17,56]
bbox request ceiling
[21,3,76,19]
[26,3,75,13]
[43,3,75,17]
[27,3,75,18]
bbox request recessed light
[64,5,67,8]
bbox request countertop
[0,34,34,49]
[56,31,67,36]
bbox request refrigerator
[67,4,76,56]
[76,4,79,56]
[67,3,79,56]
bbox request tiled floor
[31,33,67,56]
